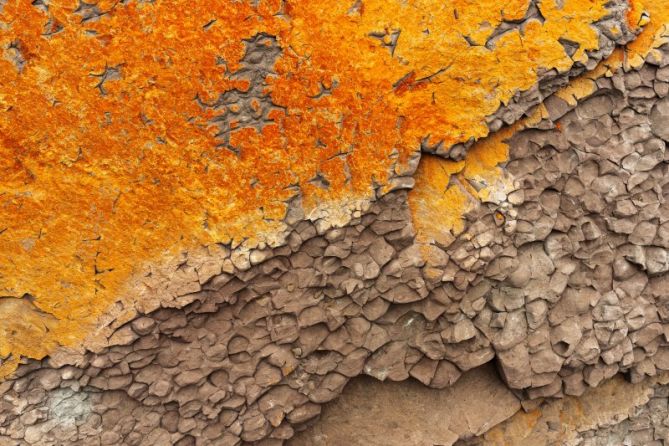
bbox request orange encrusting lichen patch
[409,120,522,251]
[625,0,669,67]
[410,156,472,245]
[0,0,642,376]
[556,0,669,105]
[0,297,59,376]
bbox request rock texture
[3,0,669,445]
[0,0,641,375]
[462,372,669,445]
[289,363,520,446]
[292,369,669,446]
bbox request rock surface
[463,372,669,446]
[289,363,520,446]
[2,0,669,445]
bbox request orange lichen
[625,0,669,67]
[409,119,520,251]
[480,374,664,445]
[482,408,542,445]
[0,0,643,376]
[411,156,472,245]
[0,297,59,376]
[556,0,669,104]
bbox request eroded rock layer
[293,368,669,445]
[3,0,669,445]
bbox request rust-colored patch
[626,0,669,67]
[480,374,664,445]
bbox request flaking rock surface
[4,1,669,445]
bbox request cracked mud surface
[3,0,669,445]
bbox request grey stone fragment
[651,97,669,140]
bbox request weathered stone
[497,343,531,389]
[442,319,477,344]
[551,317,583,357]
[493,310,528,351]
[4,17,669,446]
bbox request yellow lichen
[410,119,525,250]
[411,156,472,245]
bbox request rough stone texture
[3,39,669,444]
[461,372,669,445]
[0,0,640,376]
[4,0,669,445]
[303,374,669,446]
[291,369,669,446]
[289,363,520,446]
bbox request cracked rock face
[4,0,669,445]
[460,372,669,446]
[3,40,669,444]
[0,0,639,373]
